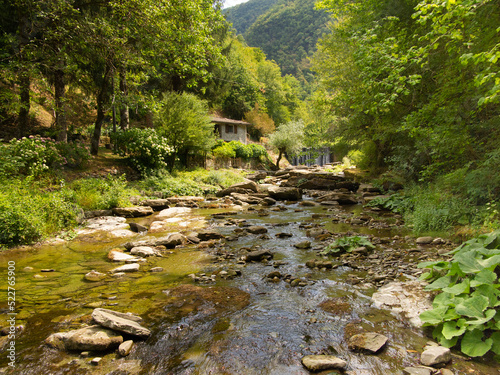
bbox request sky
[223,0,250,9]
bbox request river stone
[299,200,318,207]
[91,357,102,365]
[82,216,129,231]
[130,246,157,257]
[244,249,273,262]
[371,281,433,327]
[216,180,259,197]
[247,226,268,234]
[118,340,134,356]
[347,332,388,353]
[92,308,150,337]
[156,233,186,248]
[230,192,262,204]
[157,207,192,218]
[45,325,123,351]
[403,367,432,375]
[84,209,113,219]
[262,197,277,206]
[108,250,139,262]
[112,206,154,218]
[166,196,204,204]
[267,186,302,201]
[109,263,140,273]
[294,240,311,249]
[421,346,451,366]
[84,270,107,282]
[140,199,170,210]
[416,236,434,245]
[129,222,148,233]
[301,355,347,371]
[197,231,225,241]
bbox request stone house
[211,116,252,145]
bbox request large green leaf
[455,295,489,318]
[472,285,500,307]
[454,251,483,274]
[471,269,498,287]
[465,309,496,326]
[491,332,500,355]
[478,254,500,270]
[442,320,467,340]
[443,279,470,295]
[420,307,449,325]
[461,329,493,357]
[425,275,452,291]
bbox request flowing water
[0,201,498,374]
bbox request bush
[211,140,270,161]
[69,175,137,210]
[112,128,172,176]
[0,180,80,248]
[212,143,236,159]
[320,236,375,255]
[418,230,500,357]
[0,136,91,178]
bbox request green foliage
[69,174,137,210]
[154,92,215,171]
[112,128,172,176]
[211,140,270,161]
[0,179,80,248]
[0,135,91,178]
[320,236,375,255]
[269,119,305,167]
[139,169,244,197]
[418,230,500,357]
[223,0,280,35]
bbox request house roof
[210,116,252,126]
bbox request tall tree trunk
[54,67,67,142]
[91,64,113,155]
[275,148,284,170]
[18,72,30,138]
[119,69,129,130]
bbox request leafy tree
[154,92,216,171]
[244,103,275,139]
[268,119,304,168]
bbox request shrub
[418,230,500,357]
[212,143,236,159]
[69,175,137,210]
[112,128,172,176]
[320,236,375,255]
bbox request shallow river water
[0,201,498,374]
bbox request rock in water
[420,346,451,366]
[92,308,150,337]
[301,355,347,371]
[109,263,140,273]
[347,332,388,353]
[118,340,134,356]
[45,325,123,351]
[84,270,106,282]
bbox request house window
[225,125,237,134]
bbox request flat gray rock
[421,346,451,366]
[92,308,150,337]
[112,206,154,218]
[301,355,347,371]
[109,263,140,273]
[108,250,139,262]
[45,325,123,351]
[130,246,157,257]
[348,332,388,353]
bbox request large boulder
[243,249,273,262]
[92,308,151,338]
[112,206,154,218]
[216,180,259,197]
[230,192,262,204]
[155,233,186,248]
[140,199,170,211]
[45,325,123,351]
[420,346,451,366]
[197,231,225,241]
[267,186,302,201]
[157,207,192,218]
[317,192,358,205]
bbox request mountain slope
[227,0,330,78]
[223,0,280,35]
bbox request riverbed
[0,199,498,374]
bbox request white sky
[223,0,250,9]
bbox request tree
[154,92,216,171]
[268,120,305,169]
